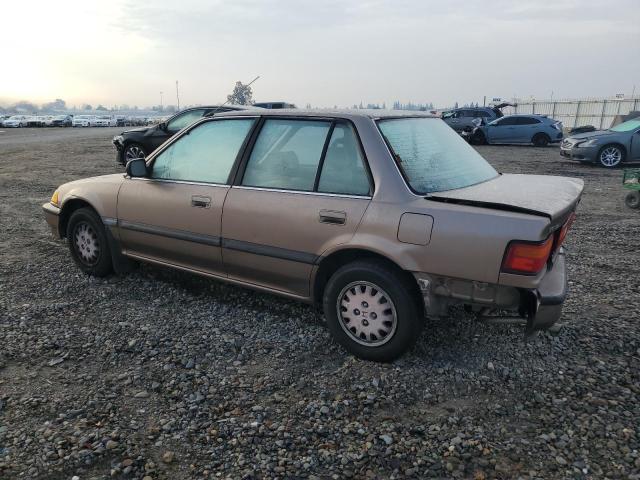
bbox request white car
[40,115,55,127]
[2,115,30,127]
[95,115,117,127]
[72,115,96,127]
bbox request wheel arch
[599,142,627,155]
[59,198,99,238]
[312,247,421,307]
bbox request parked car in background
[560,118,640,168]
[45,110,582,361]
[112,105,255,165]
[442,104,513,133]
[73,115,97,127]
[26,116,44,127]
[253,102,296,109]
[95,116,117,127]
[471,114,563,147]
[52,115,73,127]
[2,115,30,127]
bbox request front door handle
[191,195,211,208]
[319,209,346,225]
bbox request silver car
[560,118,640,168]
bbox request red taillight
[555,212,576,249]
[502,236,554,275]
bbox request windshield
[610,119,640,132]
[377,118,498,194]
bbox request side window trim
[232,116,374,197]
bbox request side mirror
[126,158,148,178]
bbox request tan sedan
[43,110,583,361]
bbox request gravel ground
[0,127,639,480]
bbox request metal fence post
[599,100,607,129]
[551,101,556,119]
[574,101,581,128]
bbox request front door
[631,128,640,160]
[487,116,518,143]
[221,119,372,297]
[117,117,256,274]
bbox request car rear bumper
[526,249,567,332]
[42,202,61,238]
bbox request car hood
[567,130,614,141]
[429,174,584,225]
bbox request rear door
[117,117,256,274]
[221,118,372,297]
[515,116,541,143]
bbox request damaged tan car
[43,110,583,361]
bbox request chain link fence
[501,97,640,129]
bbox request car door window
[151,119,255,184]
[166,109,207,133]
[317,123,370,196]
[242,119,331,191]
[516,117,541,125]
[495,117,518,126]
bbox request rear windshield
[377,118,498,194]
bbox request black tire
[323,259,423,362]
[122,143,146,165]
[625,191,640,209]
[532,133,550,147]
[470,131,486,145]
[67,208,113,277]
[598,144,625,168]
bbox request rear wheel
[598,144,625,168]
[532,133,550,147]
[67,208,113,277]
[323,260,423,362]
[625,191,640,209]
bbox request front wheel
[598,144,625,168]
[625,191,640,209]
[323,260,423,362]
[123,143,146,164]
[67,208,113,276]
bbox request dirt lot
[1,127,639,480]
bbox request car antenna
[206,75,260,117]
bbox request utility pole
[176,81,180,110]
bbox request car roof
[214,108,438,120]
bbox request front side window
[152,118,255,184]
[242,119,331,191]
[610,119,640,132]
[318,123,370,195]
[167,109,207,132]
[378,118,498,194]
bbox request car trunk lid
[428,173,584,226]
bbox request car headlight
[113,135,124,144]
[50,190,60,207]
[577,139,599,147]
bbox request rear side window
[152,119,255,184]
[378,118,497,194]
[242,119,331,191]
[516,117,541,125]
[167,109,207,132]
[318,123,370,196]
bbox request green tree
[226,81,254,105]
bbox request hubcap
[600,147,621,166]
[337,281,397,347]
[125,145,145,161]
[74,222,100,265]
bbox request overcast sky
[1,0,638,109]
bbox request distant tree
[227,81,254,105]
[82,104,92,110]
[454,102,459,108]
[42,98,66,111]
[13,100,38,113]
[119,104,130,111]
[305,103,311,109]
[95,105,108,111]
[382,102,387,109]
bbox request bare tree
[227,81,254,105]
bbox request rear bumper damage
[414,249,568,334]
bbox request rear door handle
[319,209,346,225]
[191,195,211,208]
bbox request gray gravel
[1,128,639,479]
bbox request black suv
[112,105,253,165]
[441,103,514,133]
